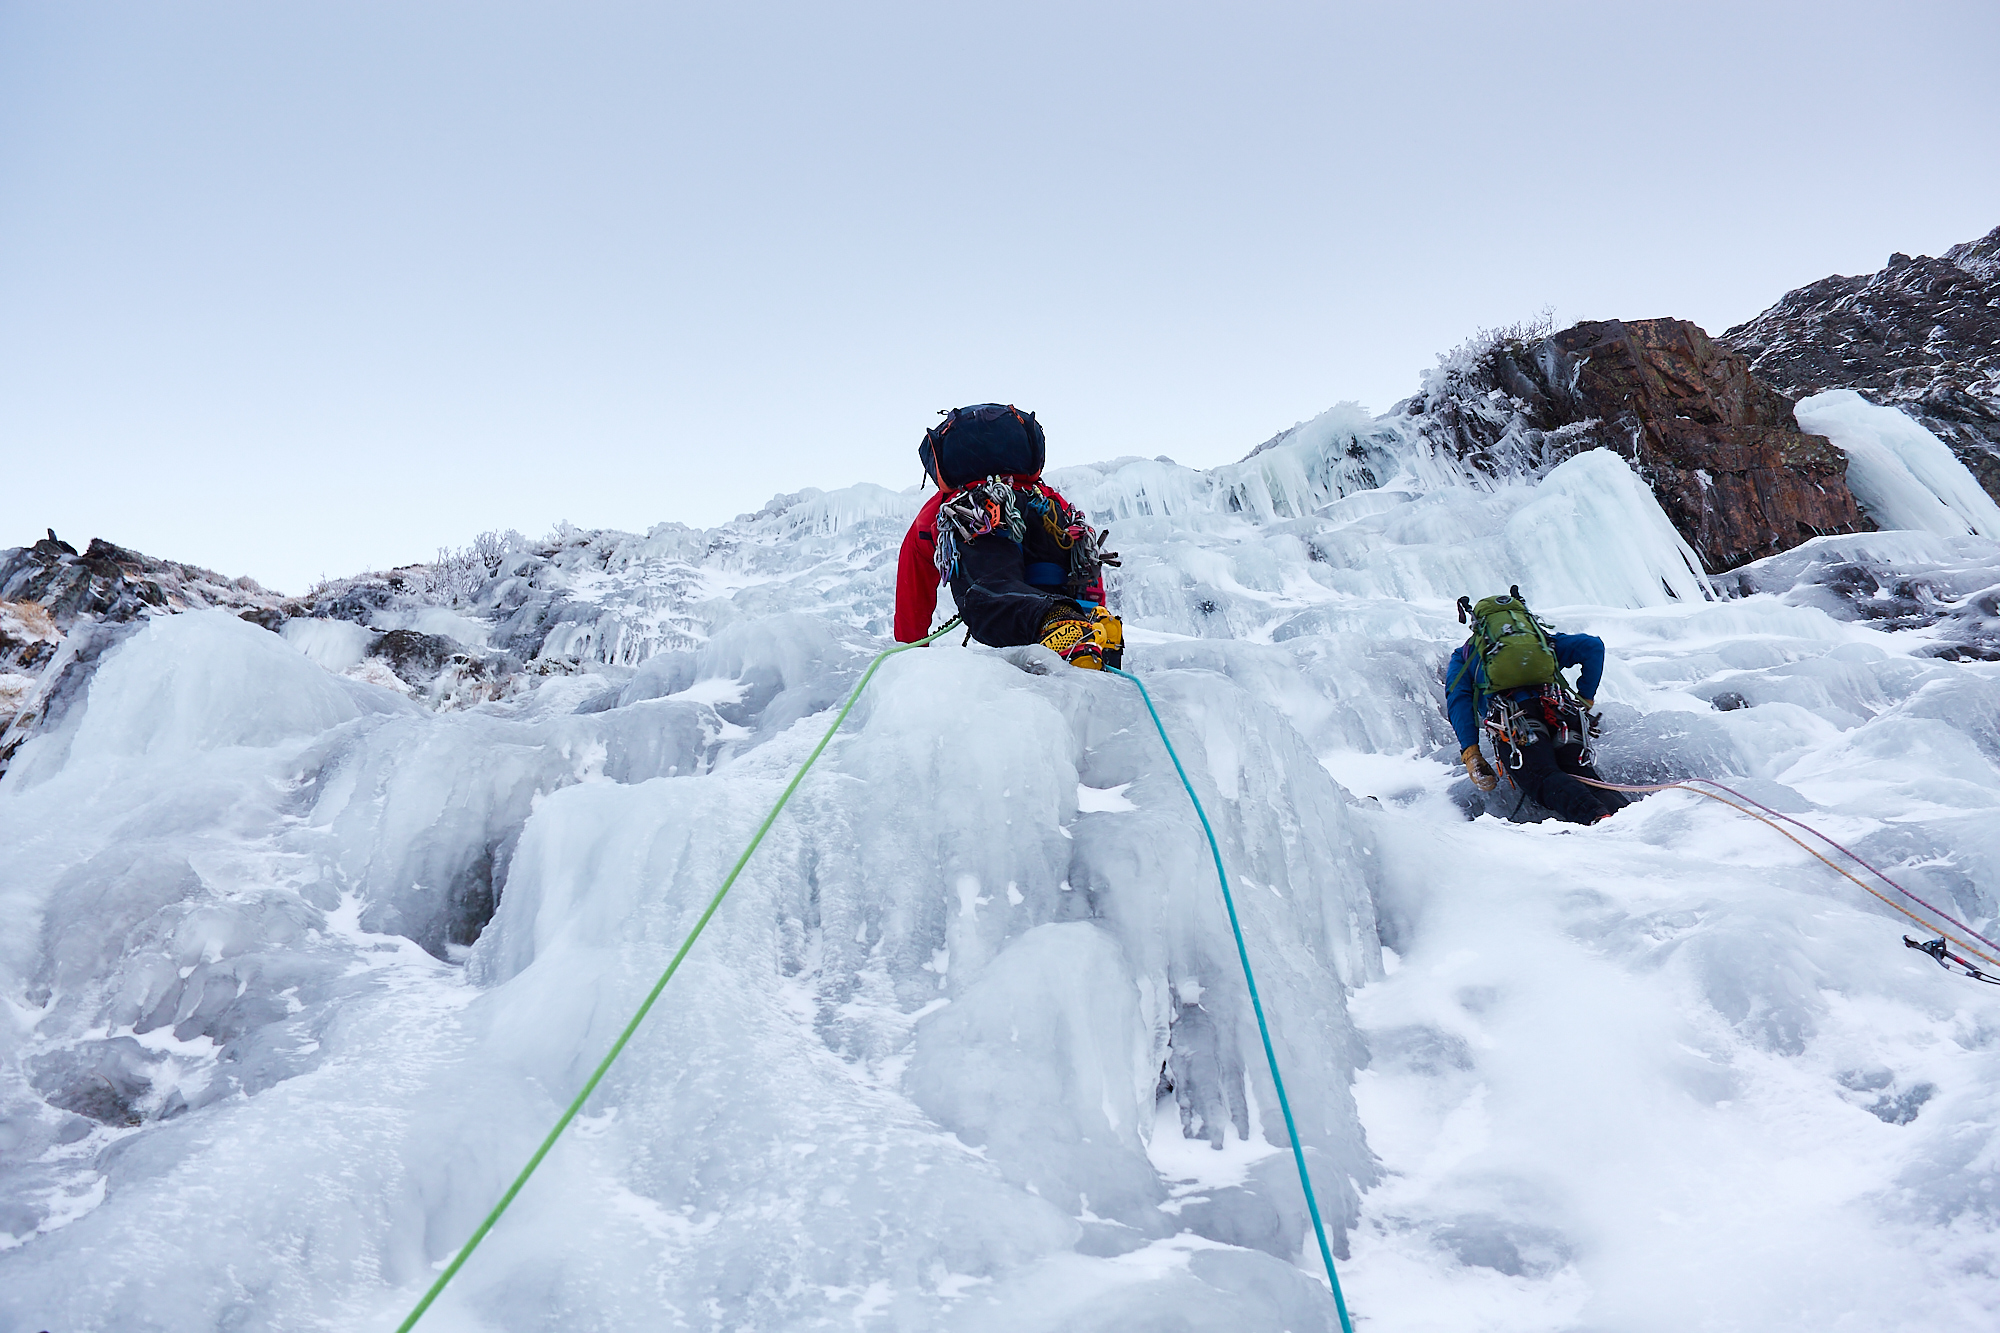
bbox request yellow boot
[1039,607,1103,669]
[1093,607,1124,669]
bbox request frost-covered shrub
[422,532,527,606]
[1399,308,1592,483]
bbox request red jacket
[894,491,948,642]
[894,477,1084,642]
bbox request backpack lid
[919,404,1046,490]
[1462,590,1559,693]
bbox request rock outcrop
[0,525,642,776]
[1400,317,1867,572]
[0,533,287,767]
[1722,225,2000,504]
[0,531,277,634]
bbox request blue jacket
[1445,631,1605,750]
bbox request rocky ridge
[0,494,908,778]
[13,245,1996,774]
[1723,531,2000,663]
[1723,225,2000,503]
[0,531,521,775]
[0,533,286,766]
[1394,317,1868,571]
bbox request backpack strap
[1445,642,1486,710]
[922,409,955,489]
[1009,407,1044,483]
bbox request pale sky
[5,1,1997,593]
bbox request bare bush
[1422,305,1558,398]
[419,531,527,606]
[472,529,526,570]
[423,548,485,606]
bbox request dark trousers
[1501,729,1624,825]
[949,532,1076,647]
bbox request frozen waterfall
[4,417,2000,1331]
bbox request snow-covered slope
[3,410,1999,1331]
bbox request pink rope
[1578,775,2000,956]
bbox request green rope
[1105,666,1357,1333]
[394,616,962,1331]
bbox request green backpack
[1460,589,1558,692]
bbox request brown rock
[0,534,291,778]
[1402,317,1870,572]
[1546,319,1867,571]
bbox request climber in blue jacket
[1445,598,1623,825]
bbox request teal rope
[1105,666,1357,1333]
[394,617,961,1331]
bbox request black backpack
[919,404,1046,491]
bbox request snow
[1799,389,2000,539]
[6,612,389,788]
[282,615,380,673]
[1077,783,1138,813]
[1345,755,2000,1331]
[3,398,2000,1331]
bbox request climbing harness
[1480,683,1602,824]
[1483,684,1593,770]
[395,616,964,1332]
[1016,481,1121,603]
[1106,666,1358,1333]
[1572,773,2000,986]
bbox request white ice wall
[1798,389,2000,538]
[0,584,1382,1331]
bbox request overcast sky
[4,1,1997,593]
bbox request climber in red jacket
[892,404,1122,669]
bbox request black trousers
[1501,728,1624,825]
[949,532,1078,647]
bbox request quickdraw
[933,476,1026,579]
[1013,483,1120,602]
[939,476,1025,544]
[1905,934,2000,985]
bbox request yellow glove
[1461,744,1497,792]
